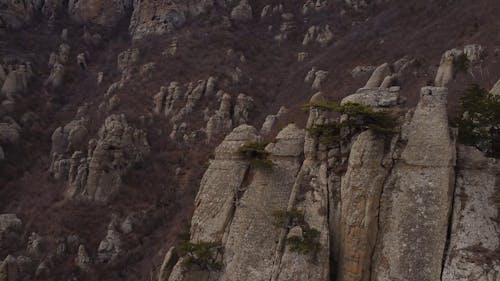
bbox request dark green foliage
[303,102,398,147]
[286,228,321,259]
[238,142,269,158]
[239,142,274,170]
[271,209,305,228]
[454,53,470,73]
[178,240,223,271]
[456,84,500,158]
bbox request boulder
[364,62,391,88]
[230,0,253,22]
[341,87,399,108]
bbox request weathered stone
[75,245,91,271]
[442,145,500,281]
[312,70,328,91]
[490,78,500,96]
[206,93,233,142]
[364,63,391,88]
[221,125,303,281]
[66,114,150,202]
[372,87,456,281]
[1,65,30,96]
[45,63,65,88]
[337,131,388,281]
[98,222,122,264]
[342,87,399,108]
[351,65,376,79]
[435,49,459,87]
[0,214,22,244]
[230,0,253,22]
[190,125,258,242]
[158,247,178,281]
[463,44,484,63]
[232,93,254,126]
[260,106,288,136]
[26,232,44,257]
[129,0,215,39]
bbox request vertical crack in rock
[371,87,456,281]
[440,164,459,280]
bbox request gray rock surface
[442,145,500,281]
[65,114,150,202]
[341,87,399,108]
[190,125,259,243]
[372,87,456,281]
[364,63,391,88]
[337,131,389,281]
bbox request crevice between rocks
[367,136,398,281]
[269,164,308,281]
[440,166,459,281]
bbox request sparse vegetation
[178,240,223,271]
[271,209,305,229]
[302,102,398,147]
[456,84,500,158]
[287,228,322,260]
[239,142,274,170]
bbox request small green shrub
[271,209,305,229]
[286,228,321,259]
[454,53,470,73]
[456,84,500,158]
[303,101,398,147]
[239,142,274,170]
[178,241,223,271]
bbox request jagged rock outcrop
[222,124,305,281]
[64,114,150,202]
[0,214,22,247]
[260,106,288,136]
[442,145,500,281]
[206,93,233,142]
[372,87,456,281]
[129,0,216,39]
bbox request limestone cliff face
[161,83,499,281]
